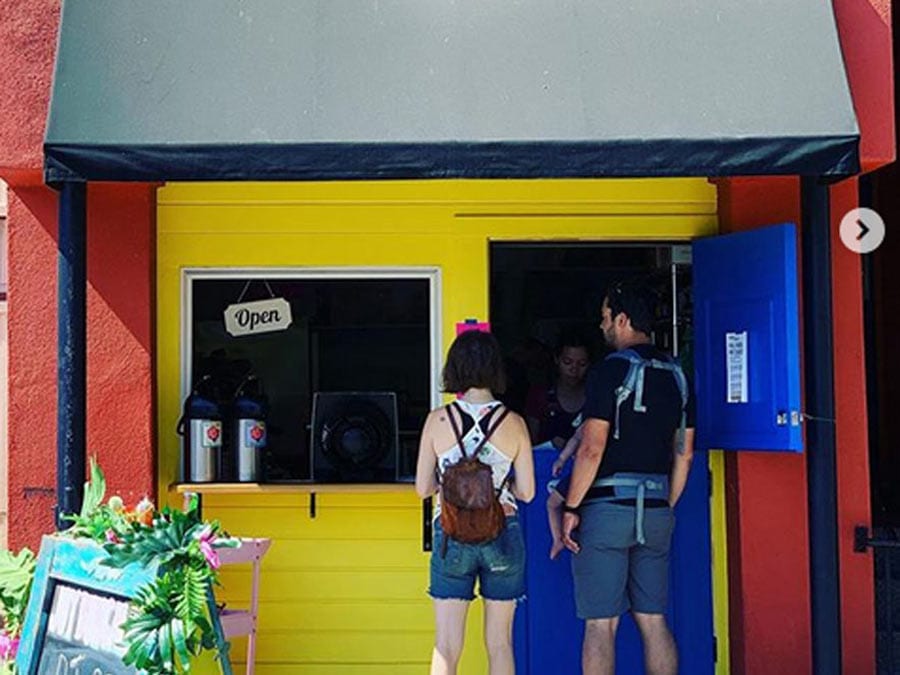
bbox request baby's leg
[546,491,566,559]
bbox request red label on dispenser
[202,421,222,447]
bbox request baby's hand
[550,538,565,560]
[551,458,565,477]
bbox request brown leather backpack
[438,403,511,557]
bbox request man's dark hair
[605,280,657,335]
[442,330,507,394]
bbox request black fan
[311,392,399,482]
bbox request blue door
[515,448,714,674]
[692,222,803,452]
[514,225,804,672]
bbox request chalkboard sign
[15,536,230,675]
[36,583,137,675]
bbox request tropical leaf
[79,456,106,519]
[174,563,208,637]
[0,547,36,634]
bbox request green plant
[0,546,36,672]
[0,548,36,639]
[102,500,227,673]
[67,459,234,674]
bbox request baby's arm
[546,490,566,559]
[552,423,584,476]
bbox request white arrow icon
[841,208,885,254]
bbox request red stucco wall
[833,0,896,171]
[1,0,156,551]
[718,175,876,675]
[718,177,814,675]
[5,183,157,552]
[0,0,59,181]
[830,177,875,675]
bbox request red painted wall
[0,0,58,182]
[833,0,895,171]
[830,178,875,675]
[4,183,157,552]
[718,178,877,675]
[1,0,157,551]
[718,177,813,675]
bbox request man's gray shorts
[571,501,675,619]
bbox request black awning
[44,0,860,182]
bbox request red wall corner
[718,176,877,674]
[833,0,896,171]
[7,181,157,552]
[829,178,876,675]
[0,0,60,173]
[718,177,813,675]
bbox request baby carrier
[438,402,511,557]
[588,348,689,544]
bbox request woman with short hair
[416,330,535,675]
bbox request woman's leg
[483,599,517,675]
[431,599,470,675]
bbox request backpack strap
[472,406,510,456]
[446,403,468,457]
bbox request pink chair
[216,538,272,675]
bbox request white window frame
[180,266,443,412]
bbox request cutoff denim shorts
[429,515,526,602]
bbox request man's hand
[562,512,581,554]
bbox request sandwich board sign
[15,536,232,675]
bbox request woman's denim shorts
[429,515,526,602]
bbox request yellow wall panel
[158,178,722,674]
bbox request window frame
[180,266,443,425]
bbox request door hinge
[708,468,713,498]
[713,635,718,663]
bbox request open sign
[224,298,293,337]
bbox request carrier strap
[606,349,689,453]
[587,472,669,545]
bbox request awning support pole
[56,181,86,529]
[801,176,842,674]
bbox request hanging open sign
[224,298,293,337]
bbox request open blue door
[516,447,714,675]
[693,223,804,452]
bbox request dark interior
[190,277,431,481]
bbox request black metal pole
[801,176,842,674]
[56,181,87,528]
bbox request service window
[187,272,436,482]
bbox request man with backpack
[561,281,695,675]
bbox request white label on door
[726,331,748,404]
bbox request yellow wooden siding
[156,178,726,674]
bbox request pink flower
[198,526,220,570]
[0,631,19,660]
[105,529,121,544]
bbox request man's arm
[668,427,695,506]
[561,418,609,553]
